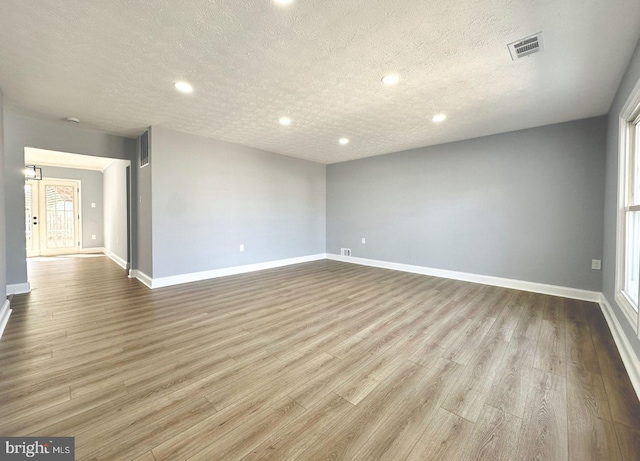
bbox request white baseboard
[105,250,130,270]
[326,254,601,302]
[148,254,327,289]
[0,299,12,340]
[7,282,31,295]
[599,294,640,400]
[130,269,153,289]
[79,247,105,254]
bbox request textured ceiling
[1,0,640,164]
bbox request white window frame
[615,77,640,337]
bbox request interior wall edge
[137,253,327,289]
[326,254,601,302]
[105,249,129,270]
[129,269,153,289]
[6,283,31,295]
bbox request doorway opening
[23,147,132,273]
[25,178,80,257]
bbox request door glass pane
[625,210,640,310]
[45,185,75,249]
[25,184,33,251]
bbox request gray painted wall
[150,126,326,278]
[39,166,104,249]
[603,37,640,359]
[104,160,129,262]
[327,117,606,291]
[3,113,136,286]
[0,88,6,302]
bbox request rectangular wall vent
[340,248,351,257]
[507,32,543,61]
[140,131,149,168]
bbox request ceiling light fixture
[66,117,80,123]
[279,117,292,126]
[339,138,350,145]
[273,0,294,4]
[432,114,447,122]
[381,74,400,85]
[174,81,194,94]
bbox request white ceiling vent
[507,32,544,60]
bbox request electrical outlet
[361,238,366,244]
[591,259,601,270]
[240,244,245,252]
[341,248,351,256]
[91,235,96,240]
[91,202,96,208]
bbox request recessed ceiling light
[339,138,350,145]
[279,117,292,126]
[432,114,447,122]
[174,81,194,94]
[381,74,400,85]
[273,0,293,4]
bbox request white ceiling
[24,147,116,171]
[1,0,640,164]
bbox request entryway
[25,178,80,257]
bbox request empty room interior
[2,0,640,460]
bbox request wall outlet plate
[591,259,601,270]
[240,244,245,252]
[341,248,351,256]
[361,238,366,244]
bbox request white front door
[25,180,40,257]
[25,179,80,256]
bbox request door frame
[25,180,40,257]
[26,177,82,257]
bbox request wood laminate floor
[1,256,640,460]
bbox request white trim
[615,76,640,337]
[79,247,105,254]
[147,254,327,289]
[0,299,12,340]
[615,115,628,311]
[614,291,639,334]
[614,114,640,334]
[78,179,83,252]
[326,254,601,302]
[130,270,152,288]
[7,282,31,295]
[105,250,130,270]
[600,294,640,400]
